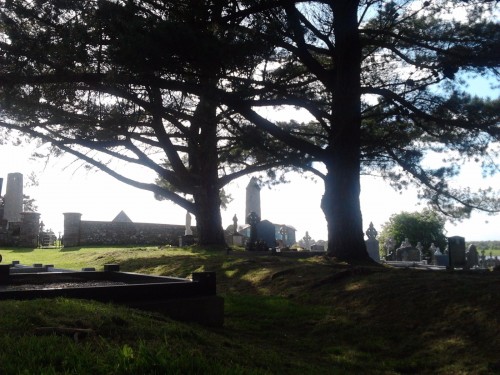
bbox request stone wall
[0,212,40,247]
[63,213,187,247]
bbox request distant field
[467,244,500,257]
[467,241,500,254]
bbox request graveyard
[0,245,499,374]
[0,2,498,373]
[0,175,499,373]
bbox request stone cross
[365,222,378,240]
[232,214,238,234]
[247,211,260,245]
[384,237,396,258]
[365,223,380,262]
[429,243,441,255]
[401,238,411,248]
[303,231,312,250]
[480,249,486,268]
[466,244,479,268]
[279,226,287,246]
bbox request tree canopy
[379,209,448,258]
[0,0,304,245]
[0,0,499,260]
[216,0,500,259]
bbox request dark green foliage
[0,0,291,246]
[379,209,448,257]
[0,0,499,260]
[236,0,500,259]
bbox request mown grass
[0,245,499,374]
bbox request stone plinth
[63,212,82,247]
[19,212,40,247]
[366,239,380,262]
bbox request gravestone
[245,211,261,251]
[479,249,486,268]
[256,220,276,249]
[430,243,448,266]
[364,222,380,262]
[395,238,412,261]
[384,237,396,260]
[303,231,312,250]
[231,233,244,246]
[279,226,287,248]
[396,246,422,262]
[465,244,479,269]
[311,244,325,251]
[448,236,466,268]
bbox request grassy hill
[0,246,499,374]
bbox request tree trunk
[322,0,369,261]
[190,95,226,247]
[193,182,226,246]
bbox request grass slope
[0,246,499,374]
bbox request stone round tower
[245,177,261,223]
[4,173,23,223]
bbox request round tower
[4,173,23,223]
[245,177,261,223]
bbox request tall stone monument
[245,177,261,223]
[4,172,23,223]
[185,211,193,236]
[365,222,380,262]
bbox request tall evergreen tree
[0,1,498,260]
[0,0,296,246]
[218,0,500,260]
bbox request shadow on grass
[305,267,500,373]
[59,246,83,252]
[117,253,270,297]
[1,247,37,253]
